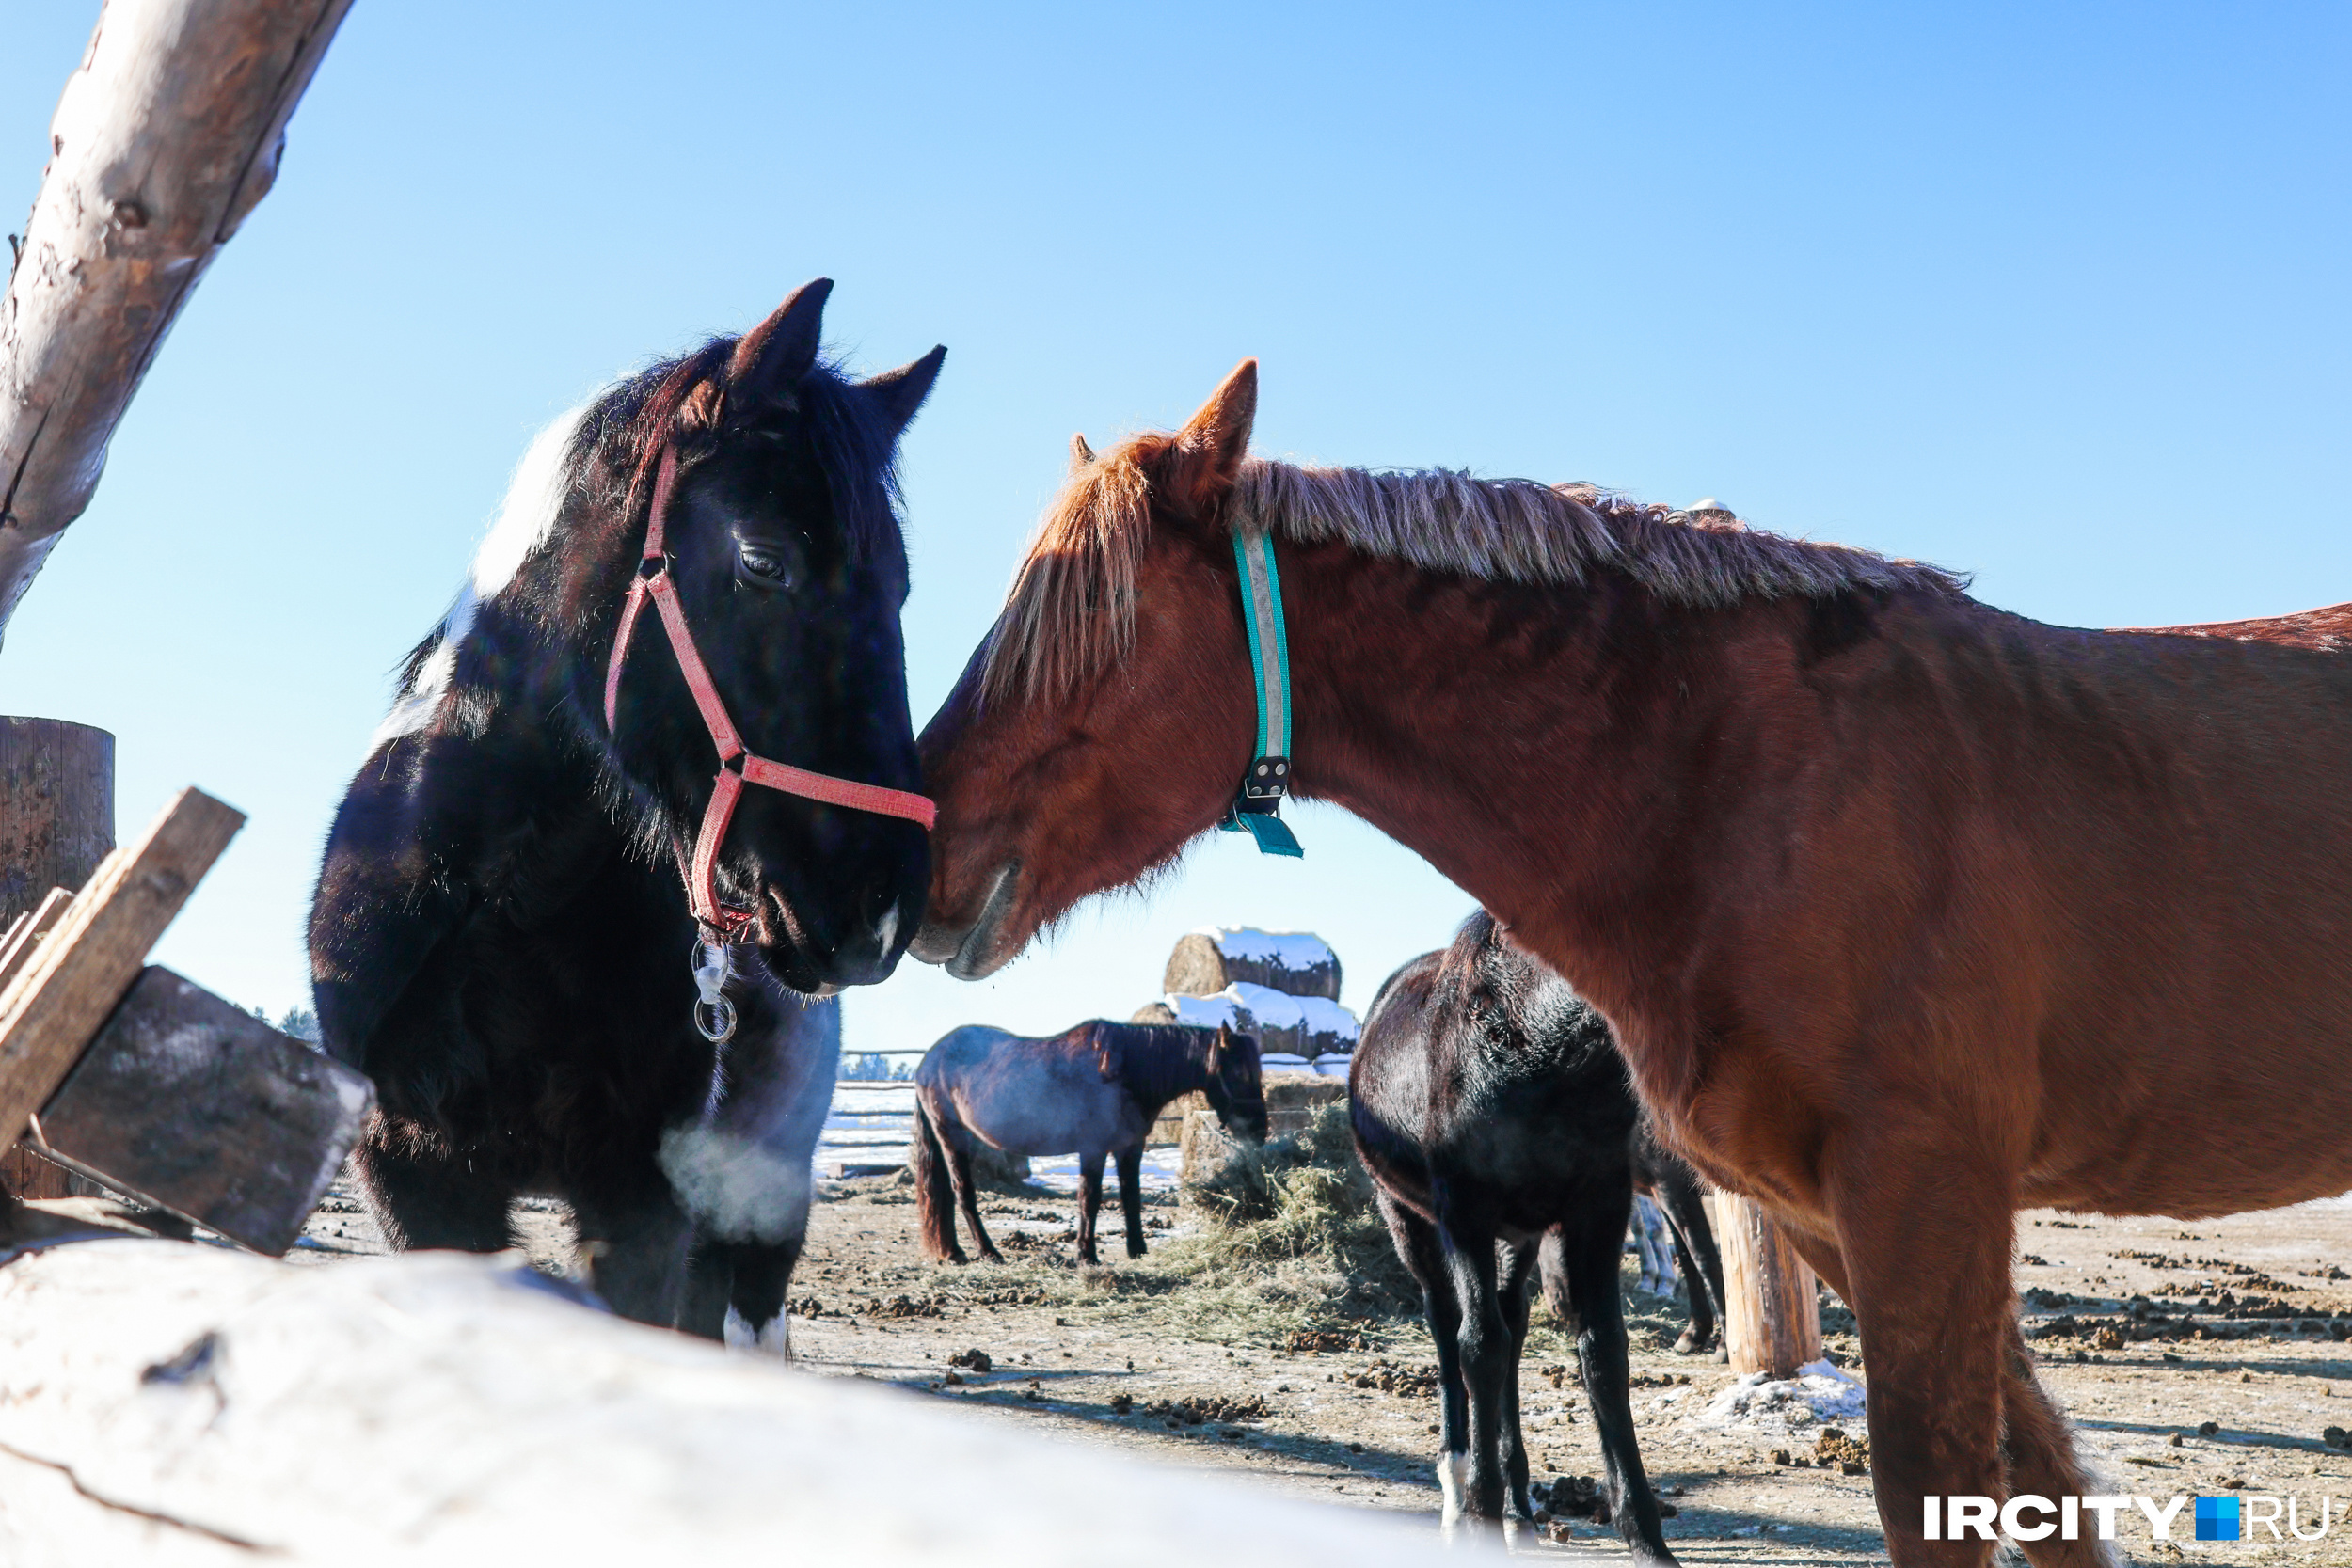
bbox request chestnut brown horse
[911,361,2352,1565]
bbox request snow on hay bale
[1163,927,1340,1002]
[1157,984,1359,1063]
[0,1241,1444,1564]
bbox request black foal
[1350,911,1724,1562]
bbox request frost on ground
[1694,1358,1868,1432]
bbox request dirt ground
[289,1178,2352,1563]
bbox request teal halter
[1218,530,1304,857]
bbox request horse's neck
[408,611,624,891]
[1280,547,1776,1037]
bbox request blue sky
[4,4,2345,1053]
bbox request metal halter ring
[693,995,738,1044]
[691,940,739,1044]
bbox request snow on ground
[1693,1359,1869,1433]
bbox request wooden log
[0,1243,1448,1563]
[0,0,353,635]
[1706,1193,1823,1377]
[0,719,113,926]
[0,788,242,1151]
[34,966,372,1254]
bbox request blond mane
[982,440,1968,705]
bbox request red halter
[602,445,937,939]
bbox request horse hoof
[1673,1331,1701,1354]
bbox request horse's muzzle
[911,861,1021,981]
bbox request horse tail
[912,1095,960,1261]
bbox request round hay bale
[1163,927,1341,1001]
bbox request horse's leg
[946,1142,1002,1264]
[724,1237,804,1358]
[1438,1206,1511,1522]
[1549,1190,1676,1565]
[1115,1144,1147,1259]
[1820,1140,2015,1568]
[352,1119,513,1252]
[1997,1314,2115,1568]
[571,1185,695,1327]
[1076,1152,1106,1265]
[1377,1189,1470,1520]
[1495,1237,1540,1521]
[1651,1164,1724,1354]
[678,1233,734,1340]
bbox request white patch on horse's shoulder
[1437,1450,1470,1519]
[471,402,591,599]
[723,1304,793,1359]
[364,585,480,757]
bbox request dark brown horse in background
[1356,911,1723,1560]
[910,360,2352,1565]
[913,1021,1266,1264]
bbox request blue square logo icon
[2196,1496,2241,1541]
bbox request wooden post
[0,718,113,927]
[0,717,113,1199]
[0,0,354,638]
[1706,1192,1823,1377]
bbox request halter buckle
[1240,754,1290,802]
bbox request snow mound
[1692,1359,1867,1432]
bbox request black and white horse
[310,282,942,1338]
[912,1022,1267,1265]
[1352,911,1724,1560]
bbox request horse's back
[918,1022,1137,1157]
[915,1024,1023,1085]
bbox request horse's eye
[736,541,794,589]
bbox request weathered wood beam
[0,1244,1452,1563]
[0,787,242,1151]
[0,0,353,641]
[34,965,372,1254]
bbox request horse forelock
[980,436,1972,708]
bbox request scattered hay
[1157,1102,1420,1332]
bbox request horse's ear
[1160,358,1257,521]
[727,277,833,394]
[1069,433,1096,473]
[676,378,724,436]
[1095,1026,1123,1084]
[862,345,947,442]
[1210,1023,1232,1069]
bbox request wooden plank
[1706,1192,1823,1378]
[0,886,72,996]
[0,0,354,633]
[36,967,373,1255]
[0,788,243,1150]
